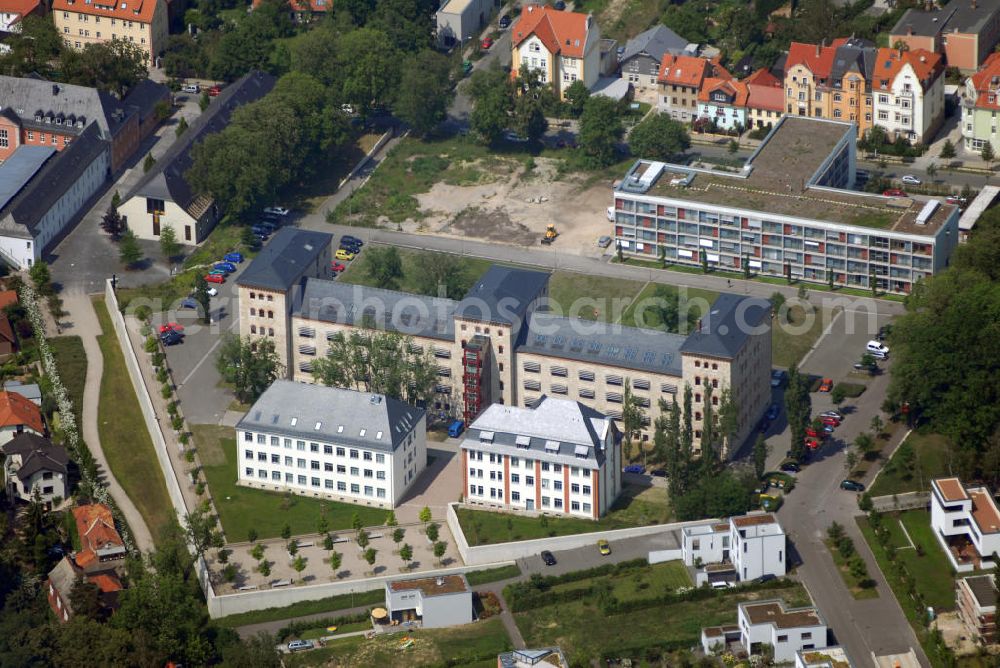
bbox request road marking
[178,318,239,387]
[798,307,843,369]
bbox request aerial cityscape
[0,0,999,665]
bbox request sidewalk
[61,291,155,553]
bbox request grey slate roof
[0,75,122,137]
[517,313,685,376]
[1,433,69,482]
[460,396,613,469]
[236,379,425,453]
[892,0,1000,38]
[294,277,457,341]
[621,24,690,63]
[0,123,108,236]
[124,70,276,215]
[829,38,876,85]
[456,265,550,326]
[0,146,54,212]
[237,227,331,292]
[964,574,998,609]
[3,381,41,406]
[679,294,771,359]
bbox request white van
[866,340,888,355]
[181,83,200,94]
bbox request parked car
[820,410,843,420]
[214,262,237,273]
[804,437,820,450]
[877,324,893,341]
[224,252,244,264]
[779,461,801,473]
[766,403,780,420]
[840,479,865,492]
[756,573,777,584]
[946,195,968,207]
[866,340,889,355]
[540,550,557,566]
[869,349,888,360]
[287,640,314,652]
[597,539,611,556]
[257,220,279,233]
[597,235,612,248]
[340,241,361,253]
[822,424,835,434]
[181,83,200,94]
[341,235,363,247]
[499,15,511,28]
[206,287,218,297]
[901,174,922,185]
[554,0,566,8]
[623,464,644,474]
[331,261,346,273]
[883,188,907,197]
[650,469,667,478]
[770,369,786,387]
[819,377,833,392]
[208,84,222,97]
[263,206,290,217]
[481,37,493,50]
[159,323,184,334]
[208,269,228,276]
[251,225,271,238]
[462,60,473,76]
[180,297,198,310]
[821,416,841,427]
[711,580,734,589]
[205,274,225,284]
[447,419,465,438]
[805,427,823,439]
[335,249,355,261]
[160,330,182,346]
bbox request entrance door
[525,499,534,511]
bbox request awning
[371,608,388,619]
[544,440,560,453]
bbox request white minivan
[866,340,889,355]
[181,83,200,94]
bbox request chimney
[436,577,444,586]
[815,43,820,57]
[587,13,593,29]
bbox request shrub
[426,522,440,542]
[144,336,158,353]
[184,448,195,463]
[161,383,172,399]
[171,416,184,432]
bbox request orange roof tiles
[88,572,123,593]
[872,47,942,91]
[0,390,42,434]
[746,68,780,87]
[73,504,124,569]
[969,52,1000,111]
[0,0,41,21]
[658,55,727,88]
[786,41,840,79]
[0,290,18,310]
[698,77,749,106]
[935,477,970,502]
[51,0,160,24]
[746,68,785,113]
[512,4,591,59]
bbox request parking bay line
[178,317,239,387]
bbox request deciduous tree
[628,113,691,161]
[362,246,404,289]
[159,224,181,262]
[579,96,624,167]
[215,334,283,403]
[394,49,453,135]
[118,230,144,268]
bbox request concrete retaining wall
[446,502,713,566]
[336,127,395,190]
[870,491,931,513]
[649,549,683,564]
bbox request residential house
[682,512,787,585]
[890,0,1000,72]
[3,380,40,406]
[657,55,728,122]
[384,574,472,628]
[497,647,568,668]
[0,75,169,172]
[238,229,773,452]
[612,116,961,295]
[702,599,830,663]
[957,574,997,644]
[931,477,1000,572]
[72,503,127,570]
[236,380,427,508]
[871,47,945,143]
[251,0,330,22]
[52,0,169,66]
[119,70,275,246]
[961,51,1000,153]
[745,68,785,130]
[0,0,41,31]
[436,0,500,48]
[0,125,110,269]
[620,24,692,94]
[459,396,621,519]
[0,389,43,444]
[510,4,601,98]
[46,554,122,623]
[795,647,853,668]
[697,76,749,131]
[1,433,68,504]
[783,38,875,134]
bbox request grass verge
[216,589,385,628]
[49,335,87,420]
[195,426,386,541]
[824,539,879,600]
[93,297,174,541]
[465,564,522,587]
[869,431,950,497]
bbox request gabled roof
[891,1,1000,39]
[872,48,943,91]
[970,52,1000,110]
[124,70,276,217]
[698,77,749,106]
[657,55,726,88]
[829,39,877,83]
[622,24,689,63]
[236,227,330,292]
[512,4,592,59]
[0,0,41,20]
[1,432,67,481]
[73,504,125,569]
[0,389,43,432]
[0,75,123,138]
[456,265,550,326]
[679,294,771,359]
[51,0,162,24]
[746,68,784,112]
[785,41,843,79]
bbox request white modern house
[702,599,830,663]
[459,396,621,519]
[236,380,427,508]
[682,512,786,585]
[384,574,473,628]
[930,477,1000,572]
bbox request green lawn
[549,559,691,598]
[771,305,834,369]
[287,617,512,667]
[617,282,718,332]
[515,582,810,661]
[546,272,646,322]
[457,484,671,546]
[216,589,385,628]
[93,298,174,541]
[869,431,951,497]
[194,425,386,541]
[298,620,371,640]
[824,539,879,600]
[465,564,522,587]
[49,335,87,420]
[337,247,491,298]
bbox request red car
[805,427,823,439]
[883,188,907,197]
[821,416,841,427]
[331,261,346,273]
[481,37,493,50]
[205,274,225,284]
[208,84,222,97]
[159,323,184,334]
[804,437,821,449]
[819,378,833,392]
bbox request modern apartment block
[237,229,773,456]
[931,477,1000,572]
[956,574,997,643]
[52,0,169,66]
[611,115,960,295]
[681,512,786,584]
[235,380,427,508]
[702,599,830,663]
[459,396,621,519]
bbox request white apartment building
[682,512,786,585]
[931,477,1000,572]
[737,600,828,663]
[235,380,427,508]
[871,49,945,143]
[459,397,620,519]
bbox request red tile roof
[88,572,123,593]
[0,390,42,434]
[512,4,592,59]
[658,55,728,88]
[698,77,749,106]
[872,47,943,91]
[785,40,849,79]
[746,67,784,112]
[969,52,1000,110]
[51,0,161,24]
[935,477,970,502]
[0,0,41,21]
[73,504,125,569]
[0,290,18,311]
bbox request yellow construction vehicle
[540,224,559,245]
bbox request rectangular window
[512,491,520,502]
[297,475,307,485]
[350,483,360,493]
[376,453,385,463]
[337,481,346,491]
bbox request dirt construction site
[404,157,613,256]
